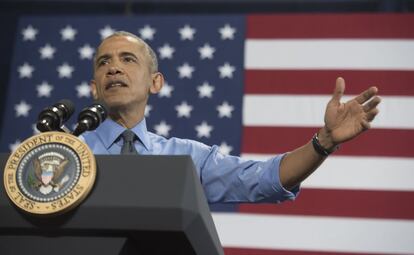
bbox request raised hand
[322,77,381,147]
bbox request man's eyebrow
[119,52,138,59]
[95,52,139,65]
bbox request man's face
[91,35,155,112]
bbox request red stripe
[242,127,414,157]
[225,248,395,255]
[247,14,414,39]
[238,188,414,220]
[245,70,414,96]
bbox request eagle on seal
[32,152,69,195]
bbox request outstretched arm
[279,77,381,190]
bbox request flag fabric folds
[1,14,414,254]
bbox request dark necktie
[120,129,138,155]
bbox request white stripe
[241,154,414,191]
[243,95,414,129]
[245,39,414,70]
[212,213,414,254]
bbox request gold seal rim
[3,131,96,215]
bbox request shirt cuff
[259,153,300,203]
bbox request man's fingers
[331,77,345,103]
[366,107,379,122]
[361,120,371,131]
[363,96,381,112]
[355,86,378,104]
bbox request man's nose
[106,65,123,76]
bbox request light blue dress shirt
[81,118,299,203]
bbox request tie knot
[121,129,136,143]
[120,129,139,155]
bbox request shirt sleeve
[198,144,300,203]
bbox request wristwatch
[311,133,339,156]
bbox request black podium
[0,154,224,255]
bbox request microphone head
[36,99,75,132]
[77,101,108,131]
[92,101,108,122]
[55,99,75,122]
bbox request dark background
[0,0,413,129]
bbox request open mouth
[105,80,128,90]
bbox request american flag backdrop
[1,14,414,254]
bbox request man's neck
[108,105,145,129]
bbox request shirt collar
[95,118,151,151]
[130,118,151,151]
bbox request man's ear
[90,80,98,100]
[149,72,164,94]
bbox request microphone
[36,99,75,133]
[72,102,108,136]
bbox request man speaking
[82,31,381,203]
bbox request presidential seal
[3,132,96,215]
